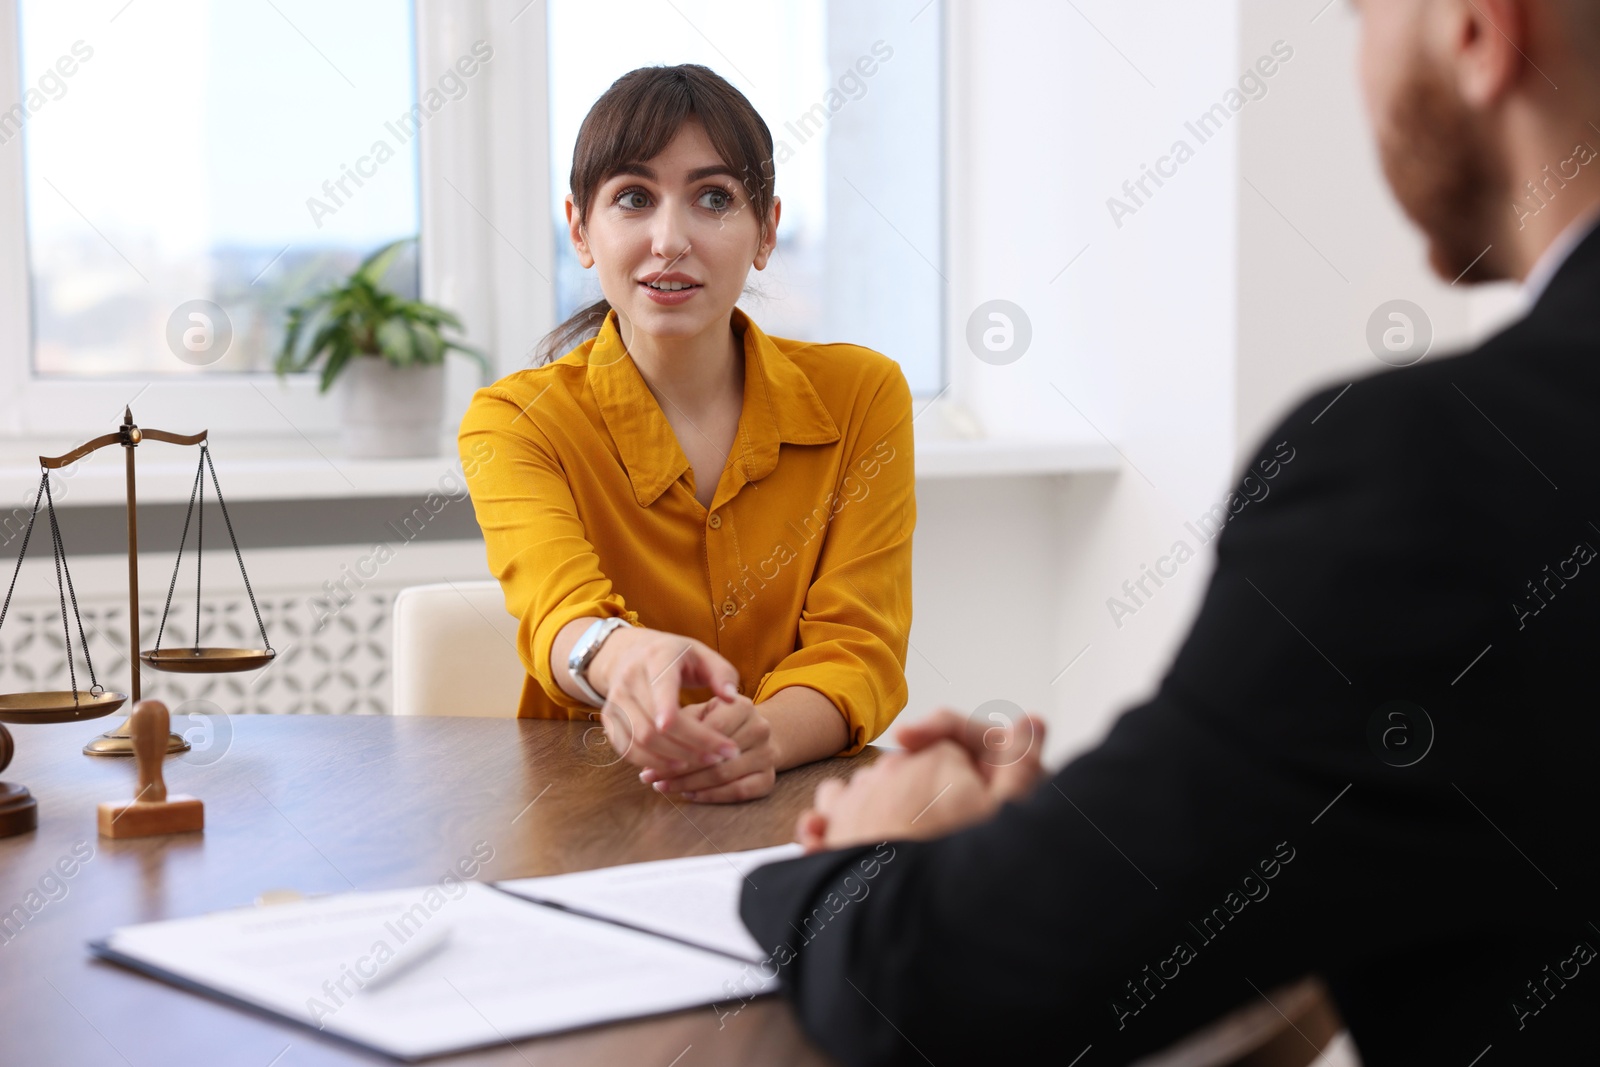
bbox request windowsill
[914,436,1119,480]
[0,429,1120,507]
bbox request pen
[362,923,453,993]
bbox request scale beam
[39,422,207,470]
[137,428,210,448]
[39,432,122,470]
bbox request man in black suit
[739,0,1600,1062]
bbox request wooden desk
[0,715,861,1066]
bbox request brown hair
[536,64,777,365]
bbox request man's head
[1354,0,1600,282]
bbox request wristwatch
[566,617,630,707]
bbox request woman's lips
[639,281,701,305]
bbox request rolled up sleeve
[752,368,915,754]
[459,387,637,713]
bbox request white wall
[1236,0,1495,452]
[904,0,1530,769]
[902,0,1242,762]
[903,477,1071,726]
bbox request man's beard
[1376,51,1509,283]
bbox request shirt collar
[586,308,840,508]
[1523,204,1600,307]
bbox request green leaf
[275,291,336,375]
[410,321,445,364]
[275,308,306,376]
[355,237,412,288]
[377,318,418,366]
[305,317,347,365]
[319,340,354,394]
[398,300,461,329]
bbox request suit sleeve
[752,364,915,754]
[738,379,1559,1065]
[459,385,638,711]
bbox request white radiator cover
[0,540,495,716]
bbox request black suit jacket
[740,225,1600,1065]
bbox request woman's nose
[650,207,692,263]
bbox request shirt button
[708,513,722,529]
[722,599,737,617]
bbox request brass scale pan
[139,647,276,674]
[0,690,127,725]
[0,647,277,721]
[0,654,273,721]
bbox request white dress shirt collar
[1522,203,1600,306]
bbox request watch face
[570,619,617,676]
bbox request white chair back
[390,581,525,717]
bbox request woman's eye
[616,189,650,210]
[698,188,732,212]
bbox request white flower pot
[339,359,444,459]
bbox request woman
[460,64,914,802]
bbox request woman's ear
[752,196,781,271]
[565,194,595,268]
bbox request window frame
[0,0,551,444]
[0,0,955,454]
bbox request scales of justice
[0,408,274,837]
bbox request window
[546,0,944,394]
[12,0,420,378]
[0,0,943,451]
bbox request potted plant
[275,237,486,459]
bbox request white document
[497,843,804,963]
[95,881,774,1062]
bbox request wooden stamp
[97,701,204,838]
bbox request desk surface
[0,715,858,1066]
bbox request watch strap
[567,617,629,706]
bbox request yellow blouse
[457,308,914,755]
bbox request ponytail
[536,297,611,366]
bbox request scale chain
[153,451,205,654]
[196,446,204,651]
[44,476,99,700]
[204,446,272,653]
[153,444,274,658]
[0,473,47,642]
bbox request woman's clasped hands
[585,627,779,803]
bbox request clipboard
[89,849,800,1062]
